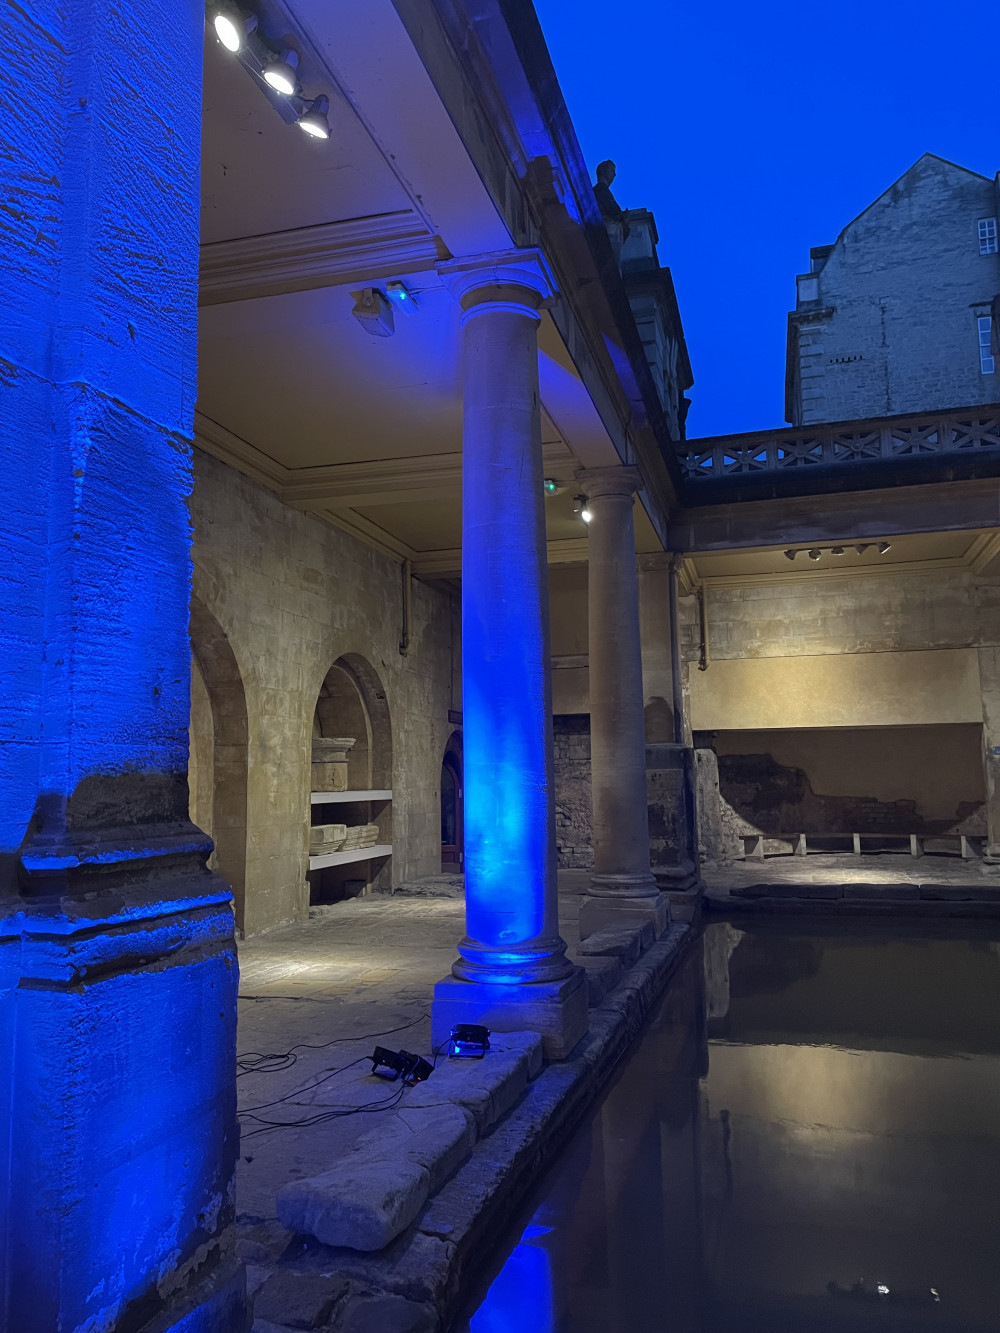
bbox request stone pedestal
[311,736,356,792]
[1,1,246,1327]
[431,251,586,1058]
[576,467,668,940]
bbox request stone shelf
[310,790,392,805]
[308,844,393,871]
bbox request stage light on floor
[370,1046,432,1084]
[448,1024,490,1059]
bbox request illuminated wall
[0,0,245,1327]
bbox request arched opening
[188,596,249,931]
[441,731,464,870]
[309,654,392,903]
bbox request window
[979,316,995,374]
[979,217,998,255]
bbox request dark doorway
[441,731,463,870]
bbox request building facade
[786,153,1000,426]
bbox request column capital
[437,247,557,323]
[573,464,643,500]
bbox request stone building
[786,153,1000,425]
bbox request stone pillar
[576,468,668,939]
[0,2,246,1329]
[431,252,587,1060]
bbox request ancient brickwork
[553,715,594,868]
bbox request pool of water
[454,919,1000,1333]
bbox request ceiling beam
[198,210,445,306]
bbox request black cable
[236,1010,429,1077]
[239,1083,408,1140]
[238,1055,370,1117]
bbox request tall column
[978,646,1000,859]
[1,2,246,1329]
[431,252,587,1060]
[577,468,668,938]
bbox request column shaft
[577,469,667,939]
[432,255,587,1060]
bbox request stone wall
[553,714,593,869]
[189,449,455,935]
[789,154,1000,424]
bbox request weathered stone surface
[766,883,843,900]
[843,884,920,900]
[573,953,625,1006]
[276,1160,430,1252]
[577,921,652,967]
[919,883,978,900]
[335,1294,438,1333]
[405,1043,532,1134]
[352,1105,476,1194]
[252,1271,350,1329]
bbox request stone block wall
[553,714,593,869]
[189,449,455,935]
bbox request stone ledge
[250,922,693,1330]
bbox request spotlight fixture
[855,544,870,555]
[352,287,395,338]
[370,1046,432,1085]
[783,549,797,561]
[543,477,560,495]
[262,47,299,95]
[807,549,821,561]
[212,2,257,52]
[830,546,845,556]
[385,280,418,313]
[877,541,891,555]
[572,494,592,523]
[297,94,330,139]
[448,1024,491,1060]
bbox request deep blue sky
[534,0,1000,440]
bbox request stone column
[431,252,587,1060]
[576,468,668,938]
[0,2,246,1329]
[978,646,1000,858]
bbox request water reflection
[456,920,1000,1333]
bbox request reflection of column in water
[469,1225,554,1333]
[703,921,745,1021]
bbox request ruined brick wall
[790,155,1000,424]
[190,448,455,935]
[553,714,593,869]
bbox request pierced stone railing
[679,406,1000,480]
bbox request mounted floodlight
[543,478,560,495]
[385,280,418,313]
[263,48,299,95]
[448,1024,490,1060]
[807,549,821,561]
[783,549,797,561]
[370,1046,432,1085]
[352,287,394,338]
[297,94,330,139]
[212,3,257,52]
[830,545,845,555]
[573,494,592,523]
[877,541,891,555]
[855,543,870,555]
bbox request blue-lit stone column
[0,2,247,1330]
[431,252,588,1060]
[576,467,668,939]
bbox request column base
[431,967,588,1061]
[579,891,670,941]
[141,1256,249,1332]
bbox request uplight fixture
[263,48,299,95]
[212,2,257,52]
[297,94,330,139]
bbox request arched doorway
[309,654,392,902]
[188,596,249,932]
[441,731,464,870]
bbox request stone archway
[441,730,464,869]
[189,596,249,931]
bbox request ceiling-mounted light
[783,549,797,561]
[877,541,891,555]
[385,280,418,313]
[212,3,257,52]
[263,47,299,95]
[573,494,592,524]
[543,478,560,496]
[855,543,870,555]
[807,549,821,561]
[297,94,330,139]
[831,545,845,555]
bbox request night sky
[534,0,1000,440]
